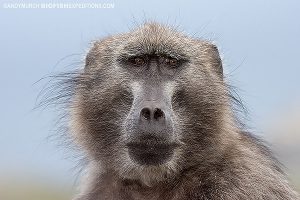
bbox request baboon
[51,23,299,199]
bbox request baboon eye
[129,57,145,66]
[165,57,178,67]
[169,58,178,66]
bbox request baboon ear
[85,41,100,69]
[195,40,223,79]
[85,37,113,70]
[207,43,223,78]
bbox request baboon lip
[126,142,179,152]
[126,142,178,165]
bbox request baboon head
[70,23,231,185]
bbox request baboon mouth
[126,142,178,166]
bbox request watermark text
[2,2,115,9]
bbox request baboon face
[72,23,227,183]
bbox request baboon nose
[140,107,165,121]
[140,108,151,120]
[134,105,173,141]
[154,108,164,120]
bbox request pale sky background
[0,0,299,186]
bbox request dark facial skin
[121,54,184,165]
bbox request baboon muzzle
[126,85,176,165]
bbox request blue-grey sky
[1,0,299,183]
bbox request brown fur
[51,23,299,199]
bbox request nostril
[140,108,151,120]
[154,108,165,120]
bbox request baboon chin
[52,22,299,199]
